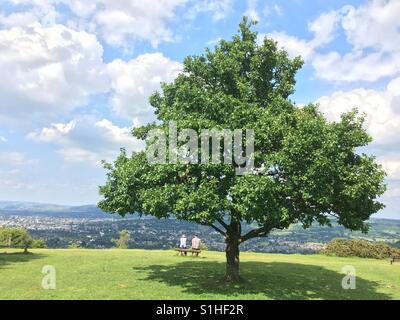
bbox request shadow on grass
[0,251,46,270]
[133,260,389,300]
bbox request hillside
[0,249,399,300]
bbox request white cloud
[308,10,341,47]
[107,53,182,123]
[1,0,187,48]
[341,0,400,53]
[375,154,400,200]
[377,155,400,181]
[273,4,282,16]
[0,152,37,166]
[384,184,400,198]
[262,9,341,61]
[206,37,222,46]
[1,0,235,50]
[27,117,143,164]
[0,23,182,126]
[0,23,109,125]
[0,150,38,192]
[262,3,282,17]
[312,49,400,83]
[244,0,260,21]
[387,77,400,96]
[186,0,232,21]
[0,169,34,190]
[0,136,6,142]
[265,0,400,83]
[311,0,400,82]
[317,77,400,145]
[263,31,314,61]
[0,0,58,27]
[65,0,187,48]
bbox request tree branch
[196,219,227,236]
[208,224,227,236]
[216,218,229,229]
[239,225,273,243]
[326,212,339,219]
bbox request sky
[0,0,399,219]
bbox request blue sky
[0,0,400,219]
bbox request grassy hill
[1,249,399,300]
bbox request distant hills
[0,201,107,218]
[0,201,399,223]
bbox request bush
[322,238,400,259]
[32,239,46,248]
[112,230,131,249]
[68,242,81,249]
[0,227,33,253]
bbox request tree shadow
[0,251,46,270]
[133,260,390,300]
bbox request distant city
[1,202,399,253]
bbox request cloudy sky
[0,0,399,219]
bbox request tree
[112,230,131,249]
[99,17,386,281]
[0,227,33,254]
[32,239,46,248]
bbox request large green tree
[99,18,386,281]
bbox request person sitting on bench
[179,234,187,256]
[191,234,201,256]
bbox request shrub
[68,242,81,249]
[0,227,33,253]
[32,239,46,248]
[322,238,400,259]
[112,230,131,249]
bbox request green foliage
[68,242,81,249]
[98,17,386,278]
[199,243,209,251]
[112,230,131,249]
[0,227,33,252]
[31,239,46,248]
[322,238,400,259]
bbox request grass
[0,248,399,300]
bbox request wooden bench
[174,248,201,256]
[390,256,400,265]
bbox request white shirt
[180,237,187,247]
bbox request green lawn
[0,248,399,300]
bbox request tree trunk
[225,235,240,282]
[23,245,28,254]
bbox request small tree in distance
[99,18,386,282]
[0,227,34,254]
[113,230,131,249]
